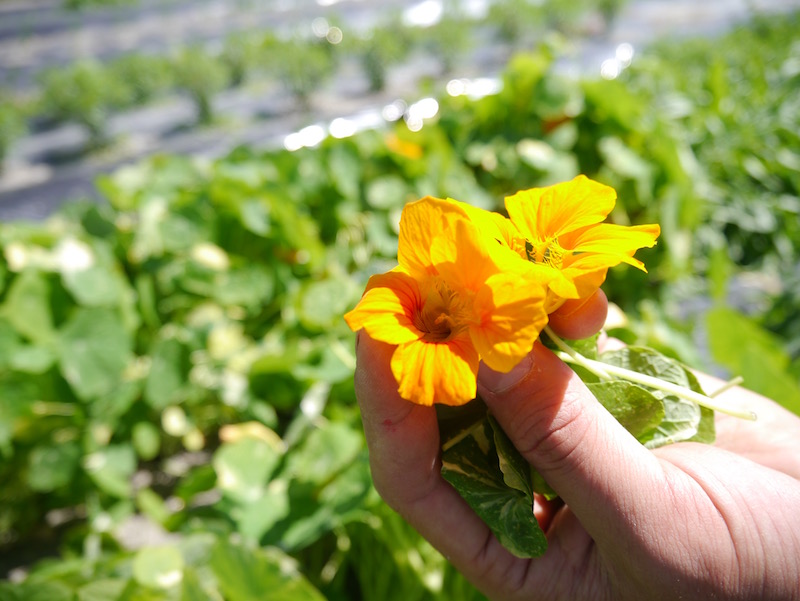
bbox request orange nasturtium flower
[499,175,661,311]
[345,196,552,406]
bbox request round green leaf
[213,437,283,503]
[0,270,54,344]
[0,318,22,370]
[76,579,127,601]
[28,441,82,492]
[132,545,184,590]
[285,422,362,485]
[297,277,358,331]
[144,337,187,410]
[365,175,410,209]
[209,539,325,601]
[83,443,137,498]
[62,265,122,307]
[58,308,133,401]
[9,345,56,374]
[132,422,161,461]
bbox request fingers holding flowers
[547,289,609,341]
[347,176,663,578]
[347,176,799,600]
[354,331,540,598]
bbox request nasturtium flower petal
[447,197,522,247]
[431,217,508,294]
[343,270,422,345]
[471,271,550,372]
[543,271,581,308]
[391,336,479,406]
[397,196,470,279]
[560,223,661,270]
[545,256,611,312]
[454,202,531,270]
[505,175,616,241]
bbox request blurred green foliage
[171,47,230,125]
[38,60,131,146]
[0,6,799,600]
[487,0,548,46]
[63,0,134,9]
[112,53,174,106]
[0,119,491,598]
[266,36,338,110]
[0,0,634,162]
[347,21,414,92]
[0,96,26,169]
[419,13,472,75]
[220,33,264,88]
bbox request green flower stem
[708,375,745,398]
[544,328,757,421]
[543,325,612,380]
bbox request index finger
[548,289,609,340]
[354,331,531,596]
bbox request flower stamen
[525,238,565,269]
[413,280,469,342]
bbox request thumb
[477,341,664,546]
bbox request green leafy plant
[416,13,474,75]
[220,33,264,88]
[266,36,336,110]
[63,0,135,9]
[486,0,547,47]
[540,0,594,33]
[170,47,230,124]
[349,23,414,92]
[0,96,26,170]
[38,60,130,146]
[110,53,174,105]
[595,0,630,29]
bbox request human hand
[354,290,800,600]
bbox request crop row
[0,0,630,165]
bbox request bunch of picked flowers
[345,175,754,557]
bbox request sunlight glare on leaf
[284,124,326,151]
[405,97,439,131]
[600,59,621,80]
[55,238,94,273]
[616,42,634,67]
[382,99,407,122]
[446,77,502,100]
[329,117,357,139]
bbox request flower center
[413,279,469,343]
[525,237,565,269]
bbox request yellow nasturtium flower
[501,175,661,311]
[345,196,551,406]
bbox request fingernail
[478,353,534,393]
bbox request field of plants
[2,0,651,219]
[0,2,799,600]
[0,0,623,160]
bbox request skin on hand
[354,290,800,601]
